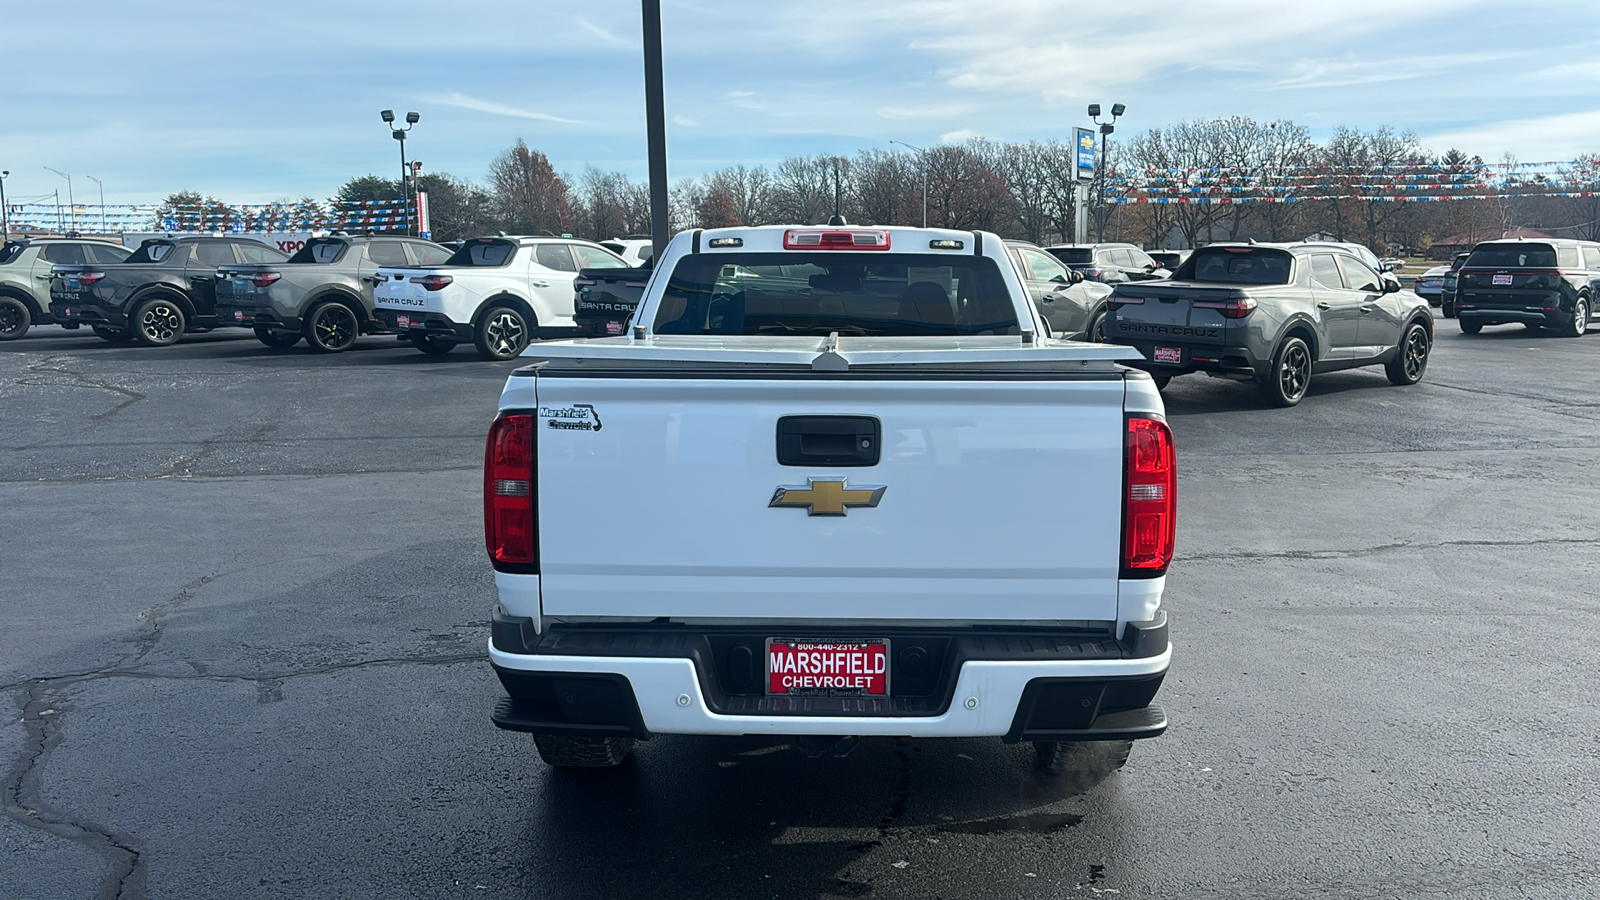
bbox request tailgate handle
[777,416,880,467]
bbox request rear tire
[93,325,133,343]
[1558,297,1589,338]
[1385,321,1431,386]
[304,301,361,352]
[131,297,186,346]
[0,296,31,340]
[408,333,456,355]
[1034,740,1132,775]
[1460,319,1482,335]
[1085,310,1107,344]
[533,734,635,768]
[475,304,533,360]
[1257,335,1312,407]
[254,327,301,349]
[1442,298,1457,319]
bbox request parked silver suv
[0,237,132,339]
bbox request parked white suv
[373,236,629,359]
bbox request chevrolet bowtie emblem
[770,478,886,517]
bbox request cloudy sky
[4,0,1598,205]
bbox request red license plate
[233,310,245,321]
[767,639,889,696]
[1492,274,1513,285]
[396,314,411,328]
[605,321,626,334]
[1153,346,1182,364]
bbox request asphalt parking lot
[4,318,1598,900]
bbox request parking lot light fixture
[1088,103,1125,241]
[889,140,928,228]
[45,166,74,233]
[86,175,106,234]
[380,109,419,236]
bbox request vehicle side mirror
[1383,279,1400,294]
[1049,273,1069,284]
[1070,270,1084,283]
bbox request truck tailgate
[524,374,1126,624]
[1108,282,1240,346]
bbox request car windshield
[1183,249,1293,285]
[0,242,25,265]
[444,238,516,267]
[1046,247,1093,265]
[1466,244,1557,268]
[126,241,180,264]
[653,252,1019,337]
[288,239,348,264]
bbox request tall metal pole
[87,175,105,234]
[1097,133,1109,241]
[0,171,9,242]
[642,0,670,263]
[397,132,410,236]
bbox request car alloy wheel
[307,302,359,352]
[1568,298,1590,337]
[1277,341,1309,400]
[136,300,184,345]
[477,306,530,360]
[1386,322,1431,386]
[0,297,30,340]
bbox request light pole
[45,166,74,233]
[1088,103,1125,241]
[0,171,9,241]
[889,140,927,227]
[380,110,419,235]
[86,175,106,234]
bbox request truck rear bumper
[486,619,1170,742]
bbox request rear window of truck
[1046,247,1093,265]
[445,238,516,267]
[288,239,349,264]
[126,241,183,264]
[1182,248,1293,285]
[1466,244,1558,268]
[653,252,1019,337]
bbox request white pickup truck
[483,225,1175,771]
[372,236,630,359]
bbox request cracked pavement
[3,319,1598,899]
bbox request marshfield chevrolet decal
[539,404,602,431]
[770,478,886,517]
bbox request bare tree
[488,139,575,235]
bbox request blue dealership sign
[1074,127,1096,181]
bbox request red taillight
[782,229,891,250]
[79,271,106,286]
[415,274,454,291]
[1193,297,1256,318]
[1122,417,1175,577]
[249,272,281,287]
[484,414,536,569]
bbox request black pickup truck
[572,263,652,337]
[49,237,287,345]
[214,234,453,351]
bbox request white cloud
[672,115,698,127]
[939,128,983,143]
[420,91,585,125]
[1420,109,1600,162]
[577,17,636,48]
